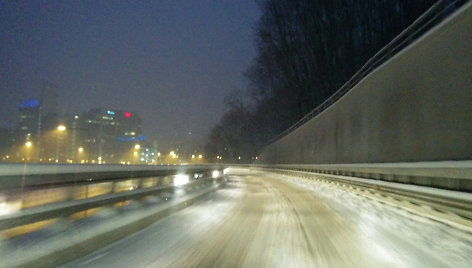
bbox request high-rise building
[17,99,40,142]
[40,82,58,119]
[79,108,144,163]
[38,82,59,134]
[13,83,151,164]
[16,83,58,143]
[0,128,15,158]
[12,82,60,162]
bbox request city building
[16,82,59,141]
[17,99,40,143]
[0,128,15,159]
[5,85,157,164]
[38,82,59,137]
[139,146,158,164]
[13,82,59,162]
[39,82,58,120]
[79,108,145,163]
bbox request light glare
[174,174,189,186]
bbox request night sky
[0,0,260,150]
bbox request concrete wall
[258,3,472,164]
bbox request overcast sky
[0,0,260,150]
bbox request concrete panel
[259,3,472,164]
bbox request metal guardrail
[254,162,472,192]
[253,162,472,191]
[0,164,227,231]
[252,163,472,221]
[0,163,224,191]
[0,177,222,231]
[262,0,469,149]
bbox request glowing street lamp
[25,141,32,148]
[198,154,203,159]
[134,144,141,150]
[78,147,84,153]
[55,125,67,163]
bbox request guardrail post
[65,184,76,201]
[110,181,117,193]
[137,178,144,190]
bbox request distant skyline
[0,0,261,151]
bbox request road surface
[64,169,471,267]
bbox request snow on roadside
[264,171,472,268]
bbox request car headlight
[174,174,189,186]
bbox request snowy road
[64,169,472,268]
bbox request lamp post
[24,141,33,162]
[25,141,32,148]
[133,144,141,164]
[56,125,66,163]
[77,146,84,163]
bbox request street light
[22,141,33,162]
[55,125,67,163]
[134,144,140,150]
[77,147,85,164]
